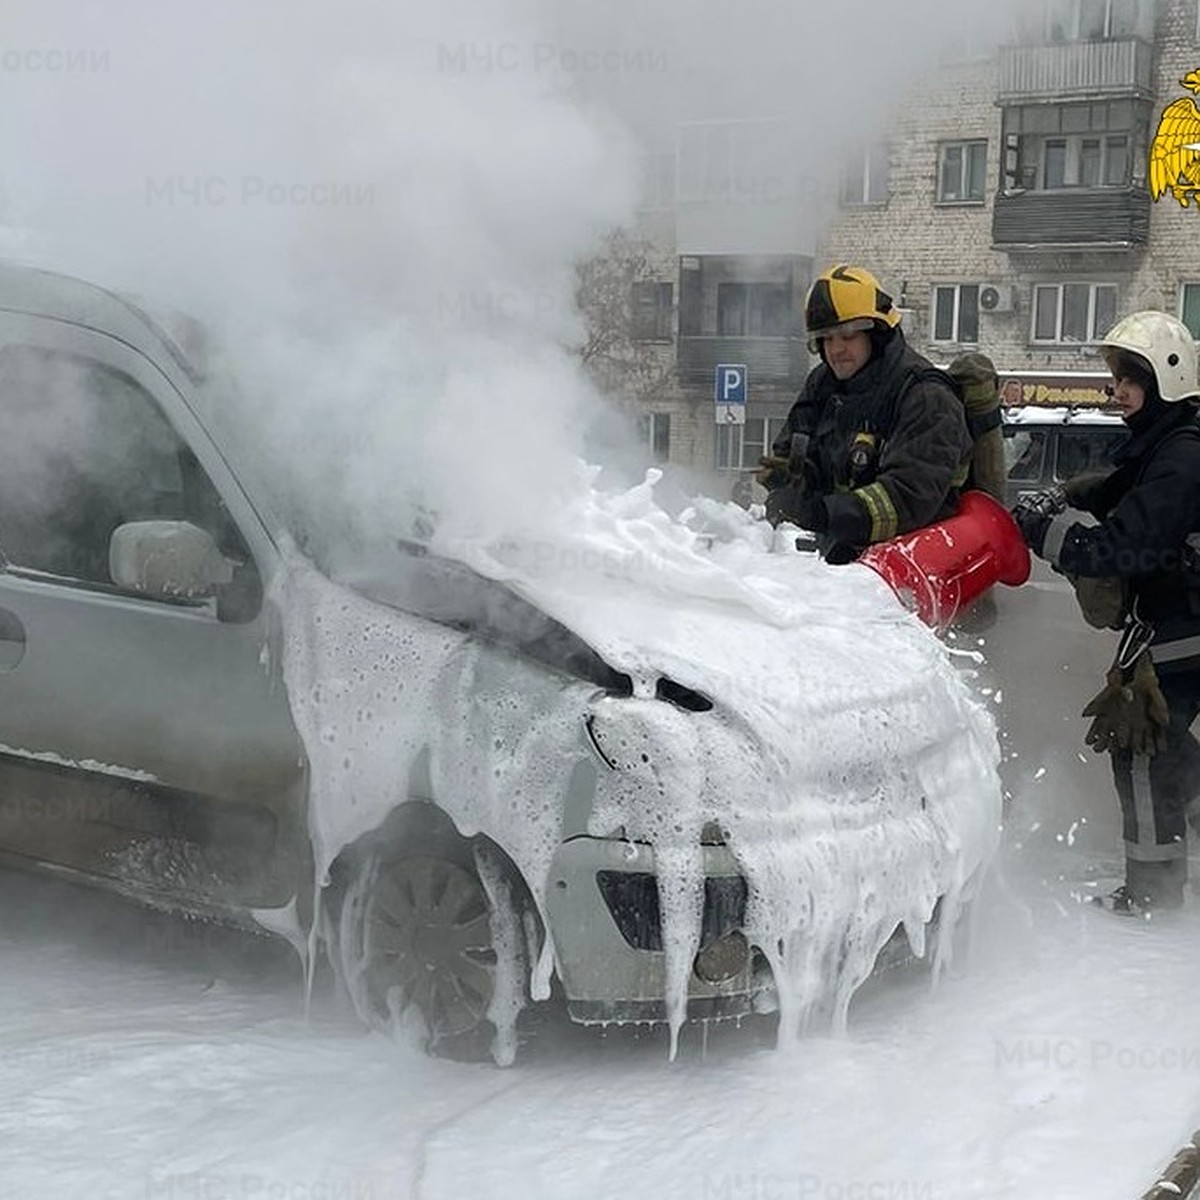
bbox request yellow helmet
[804,264,902,341]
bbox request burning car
[0,262,1003,1062]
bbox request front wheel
[339,851,500,1060]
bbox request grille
[596,870,748,952]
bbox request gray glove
[1011,486,1067,522]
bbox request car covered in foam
[0,262,1003,1062]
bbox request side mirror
[109,520,234,599]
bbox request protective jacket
[770,332,972,562]
[1032,402,1200,673]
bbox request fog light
[693,930,750,984]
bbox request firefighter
[757,264,972,564]
[1012,310,1200,914]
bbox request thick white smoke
[0,0,640,562]
[0,0,1018,563]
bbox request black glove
[793,494,828,533]
[764,483,797,527]
[1081,649,1170,757]
[1011,506,1049,555]
[766,485,828,532]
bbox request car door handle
[0,607,26,671]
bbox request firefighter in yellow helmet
[759,264,972,564]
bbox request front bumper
[543,835,771,1025]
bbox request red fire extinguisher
[856,490,1030,630]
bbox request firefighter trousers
[1110,666,1200,906]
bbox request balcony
[992,188,1150,251]
[676,335,808,385]
[998,39,1153,101]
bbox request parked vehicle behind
[1002,404,1126,505]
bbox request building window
[1032,282,1117,343]
[631,281,673,341]
[1180,283,1200,339]
[839,143,889,206]
[715,423,742,471]
[932,285,981,344]
[715,416,783,471]
[1043,139,1067,188]
[637,412,671,462]
[1040,133,1127,188]
[715,283,790,336]
[740,416,782,470]
[1044,0,1145,41]
[937,141,987,202]
[1006,101,1144,190]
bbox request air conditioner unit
[979,283,1016,314]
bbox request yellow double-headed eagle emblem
[1150,70,1200,208]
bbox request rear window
[1053,428,1125,481]
[1003,428,1048,484]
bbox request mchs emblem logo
[1150,70,1200,208]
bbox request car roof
[1002,405,1125,427]
[0,259,203,384]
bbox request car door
[0,312,308,914]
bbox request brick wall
[625,0,1200,489]
[817,0,1200,375]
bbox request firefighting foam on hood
[276,466,1004,1060]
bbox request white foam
[274,470,1002,1058]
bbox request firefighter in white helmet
[1013,310,1200,914]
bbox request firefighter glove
[1011,505,1050,557]
[754,455,793,490]
[1061,470,1111,508]
[1012,486,1067,522]
[765,485,828,533]
[1081,649,1170,757]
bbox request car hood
[276,478,1005,1051]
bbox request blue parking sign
[715,363,748,404]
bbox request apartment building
[624,0,1200,492]
[626,112,816,496]
[822,0,1200,364]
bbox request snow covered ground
[3,842,1200,1200]
[5,551,1196,1200]
[3,539,1195,1200]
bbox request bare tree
[574,228,674,403]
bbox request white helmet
[1096,310,1199,403]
